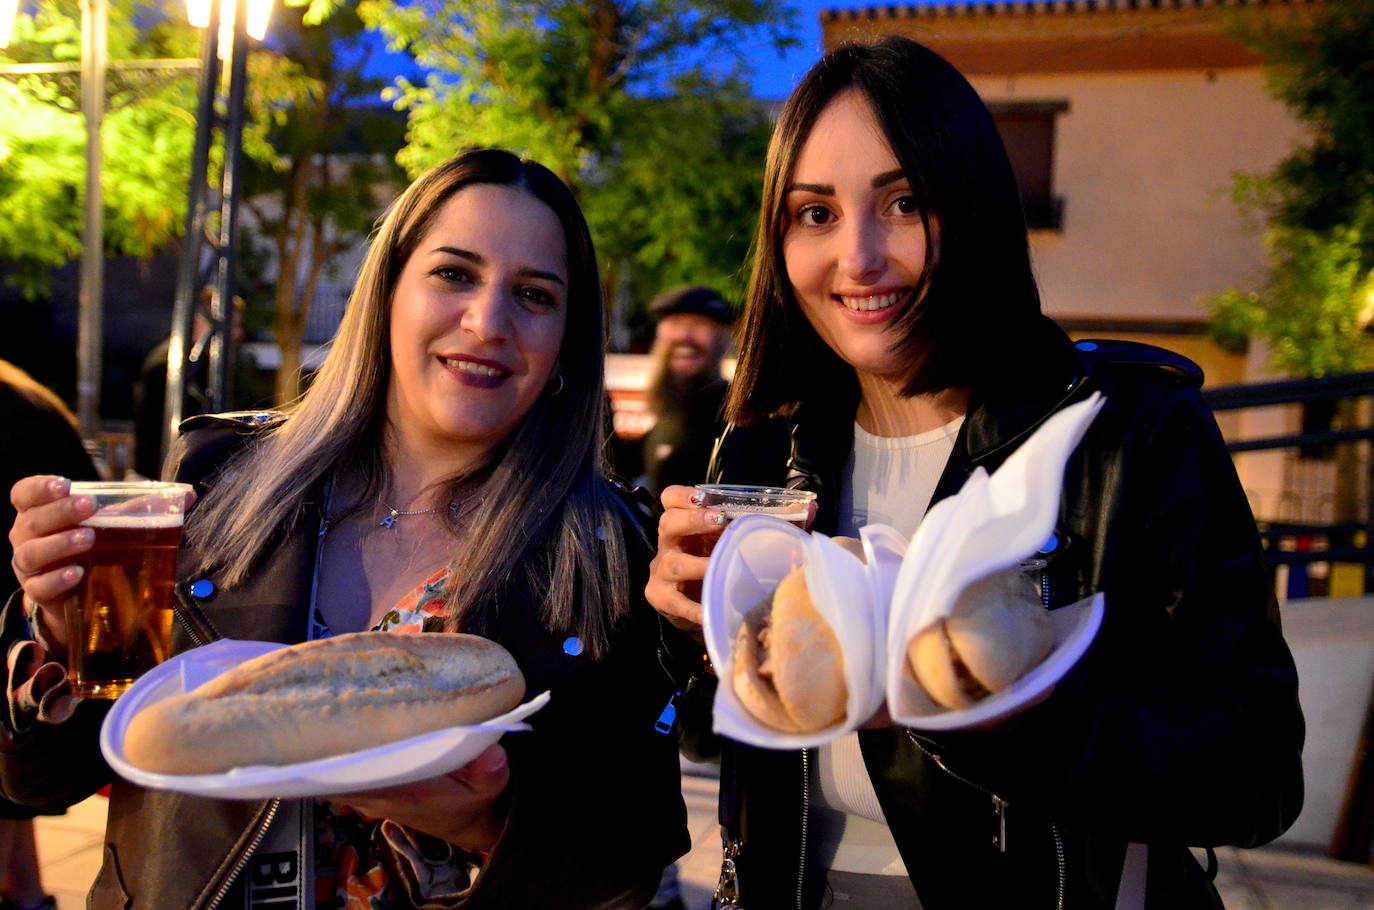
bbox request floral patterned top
[312,563,482,910]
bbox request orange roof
[820,0,1320,73]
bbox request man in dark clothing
[640,286,735,496]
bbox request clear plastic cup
[64,481,192,698]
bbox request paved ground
[33,767,1374,908]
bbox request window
[987,100,1069,231]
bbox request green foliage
[1207,0,1374,377]
[235,0,407,400]
[360,0,796,322]
[0,0,200,296]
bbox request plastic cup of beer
[684,484,817,600]
[64,481,191,699]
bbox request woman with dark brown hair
[4,149,687,909]
[647,37,1302,909]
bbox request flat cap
[646,285,734,324]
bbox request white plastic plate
[703,515,894,749]
[887,592,1105,731]
[100,638,550,799]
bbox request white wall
[970,68,1308,327]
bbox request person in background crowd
[131,289,245,479]
[0,360,99,910]
[646,37,1303,909]
[4,149,687,909]
[638,286,735,497]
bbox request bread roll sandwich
[731,537,863,733]
[906,569,1052,711]
[124,632,525,774]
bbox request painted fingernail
[72,529,95,546]
[62,566,84,583]
[481,748,508,773]
[49,477,69,496]
[73,496,94,514]
[705,509,726,526]
[689,491,705,506]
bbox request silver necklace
[378,504,437,529]
[379,500,459,529]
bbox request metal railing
[1202,370,1374,865]
[1203,371,1374,593]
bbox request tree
[358,0,795,327]
[1208,0,1374,378]
[238,0,406,402]
[0,0,201,297]
[1207,0,1374,537]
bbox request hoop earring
[546,372,565,397]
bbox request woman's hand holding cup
[645,484,725,637]
[8,475,98,649]
[645,483,818,639]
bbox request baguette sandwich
[124,632,525,774]
[731,537,864,733]
[905,568,1052,711]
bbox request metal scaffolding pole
[207,0,249,413]
[162,0,221,462]
[76,0,107,438]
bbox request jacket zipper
[905,731,1008,852]
[203,799,282,909]
[796,749,810,910]
[1051,821,1066,910]
[1041,576,1068,910]
[907,731,1068,910]
[172,606,209,648]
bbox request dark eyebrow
[785,169,907,196]
[872,169,906,189]
[516,268,566,287]
[432,246,483,264]
[432,247,566,287]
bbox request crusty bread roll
[906,568,1053,711]
[124,632,525,773]
[832,536,866,563]
[732,565,847,733]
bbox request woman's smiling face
[781,90,931,382]
[386,183,569,462]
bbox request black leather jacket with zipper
[0,413,689,909]
[664,318,1303,910]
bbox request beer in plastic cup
[64,481,191,698]
[683,484,817,601]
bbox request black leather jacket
[0,414,688,909]
[666,318,1303,909]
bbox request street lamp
[0,0,18,49]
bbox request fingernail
[49,477,69,496]
[74,496,94,515]
[689,491,705,506]
[72,529,95,546]
[705,509,726,526]
[482,748,508,773]
[63,566,84,583]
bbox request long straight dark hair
[184,149,634,657]
[728,36,1043,423]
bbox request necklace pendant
[379,511,398,529]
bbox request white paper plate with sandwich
[885,393,1107,730]
[703,515,906,750]
[100,632,550,799]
